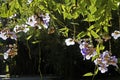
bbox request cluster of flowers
[14,13,50,33]
[94,50,118,73]
[65,38,118,73]
[0,13,50,60]
[65,38,97,60]
[4,44,18,60]
[79,39,97,60]
[0,28,17,40]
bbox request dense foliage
[0,0,120,79]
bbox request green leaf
[87,32,91,37]
[61,5,66,12]
[65,0,70,3]
[103,26,108,32]
[88,25,95,31]
[90,30,99,38]
[0,53,3,56]
[84,14,98,22]
[118,58,120,63]
[59,27,69,37]
[72,12,79,19]
[26,35,32,40]
[32,41,40,44]
[92,54,99,61]
[96,44,100,55]
[94,68,99,75]
[90,0,96,5]
[89,5,97,14]
[83,72,93,76]
[100,44,105,50]
[70,22,79,25]
[76,31,86,39]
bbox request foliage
[0,0,120,79]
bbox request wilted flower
[111,30,120,39]
[65,38,75,46]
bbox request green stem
[38,43,43,80]
[92,65,98,80]
[118,4,120,30]
[109,40,112,55]
[26,40,32,59]
[73,24,76,39]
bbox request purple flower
[94,50,118,73]
[81,48,88,56]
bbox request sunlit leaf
[94,68,99,75]
[87,32,91,37]
[103,26,108,33]
[96,44,100,54]
[89,5,97,14]
[90,30,99,38]
[32,41,40,44]
[76,31,86,39]
[83,72,93,76]
[26,35,32,40]
[100,44,105,50]
[88,25,95,31]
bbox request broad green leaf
[90,30,99,38]
[83,72,93,76]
